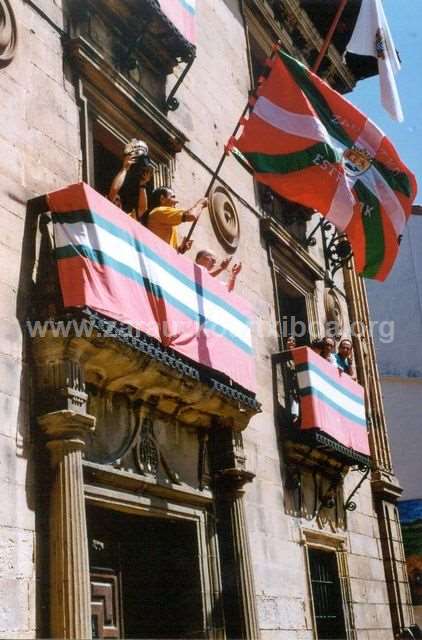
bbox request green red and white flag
[231,49,417,281]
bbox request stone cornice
[65,35,189,152]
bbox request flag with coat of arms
[231,49,417,281]
[346,0,403,122]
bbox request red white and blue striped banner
[292,347,369,456]
[47,183,255,392]
[159,0,196,45]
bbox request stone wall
[0,0,81,636]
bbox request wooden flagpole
[181,44,280,250]
[312,0,348,73]
[180,103,250,250]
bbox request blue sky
[348,0,422,201]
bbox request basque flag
[232,49,417,281]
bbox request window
[277,275,310,347]
[90,118,172,213]
[308,548,347,640]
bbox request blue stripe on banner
[296,361,364,406]
[55,244,253,355]
[52,210,250,327]
[179,0,195,16]
[300,386,367,427]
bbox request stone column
[210,427,260,640]
[39,410,96,640]
[215,470,260,640]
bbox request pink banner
[47,183,256,393]
[292,347,369,456]
[159,0,195,45]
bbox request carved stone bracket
[0,0,17,69]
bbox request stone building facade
[0,0,416,638]
[366,214,422,628]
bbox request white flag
[346,0,403,122]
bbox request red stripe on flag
[258,55,315,116]
[238,111,319,155]
[255,164,342,213]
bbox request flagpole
[180,44,280,251]
[312,0,348,74]
[179,104,249,251]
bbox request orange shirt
[147,206,185,249]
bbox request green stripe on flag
[242,142,340,175]
[353,180,385,279]
[279,51,353,149]
[372,160,412,198]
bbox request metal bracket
[166,51,196,111]
[304,216,353,279]
[304,217,325,247]
[344,464,371,511]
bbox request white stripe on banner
[254,96,330,144]
[297,369,365,421]
[54,222,252,347]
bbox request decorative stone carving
[324,287,344,339]
[0,0,17,69]
[208,185,240,253]
[134,413,160,477]
[85,391,139,464]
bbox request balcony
[273,346,371,469]
[28,183,259,439]
[272,346,371,522]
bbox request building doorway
[87,505,205,639]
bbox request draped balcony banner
[47,183,255,393]
[292,347,369,456]
[158,0,196,46]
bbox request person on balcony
[146,187,207,253]
[285,335,300,424]
[108,140,153,221]
[320,336,337,366]
[195,250,242,291]
[310,338,323,355]
[335,338,356,378]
